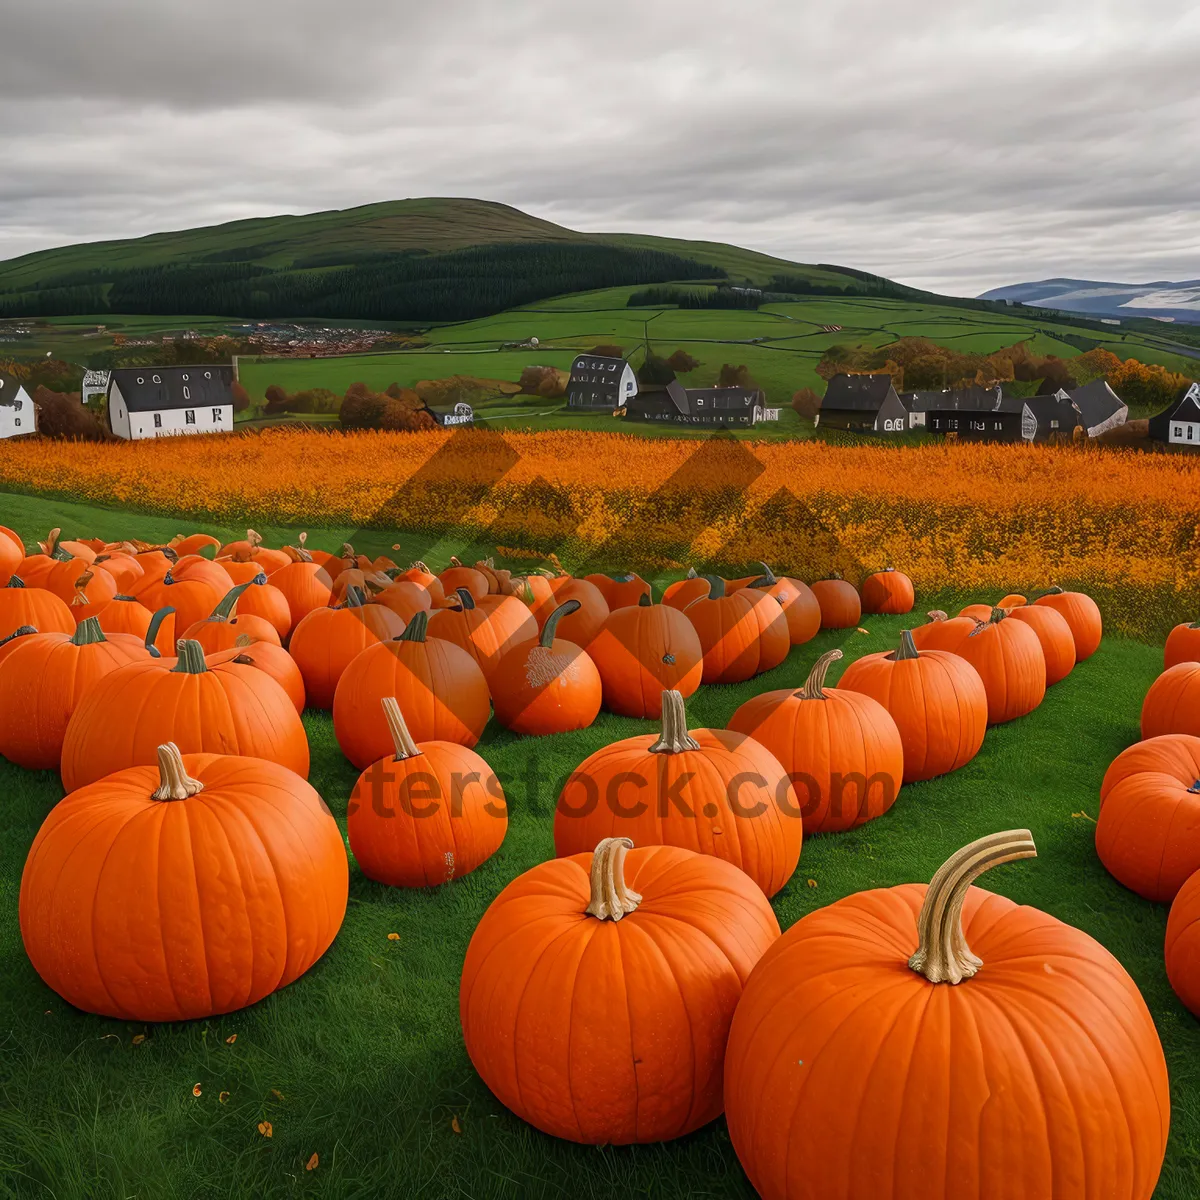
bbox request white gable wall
[0,383,36,439]
[1169,419,1200,446]
[108,381,232,440]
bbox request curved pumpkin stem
[908,830,1037,985]
[452,587,477,611]
[0,625,36,648]
[399,610,429,642]
[144,606,176,657]
[341,586,367,610]
[750,561,778,587]
[889,629,920,661]
[700,574,725,600]
[4,576,25,589]
[648,690,700,754]
[540,600,580,648]
[796,649,843,699]
[987,607,1008,624]
[926,610,948,622]
[210,581,253,624]
[637,593,652,607]
[247,529,263,548]
[152,743,205,801]
[381,697,422,761]
[585,837,643,922]
[172,640,208,674]
[71,617,108,646]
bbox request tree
[637,352,676,386]
[518,366,569,398]
[1109,358,1192,412]
[666,349,700,373]
[718,364,759,389]
[31,388,111,441]
[590,344,624,358]
[231,381,251,412]
[1037,357,1078,393]
[791,387,821,419]
[1070,348,1121,385]
[264,384,292,415]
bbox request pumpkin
[368,578,433,624]
[219,528,276,559]
[92,551,144,592]
[0,529,22,585]
[959,602,995,622]
[44,560,118,609]
[227,634,306,714]
[20,743,347,1021]
[460,836,780,1144]
[492,600,603,736]
[0,617,151,770]
[1033,584,1102,660]
[743,563,821,645]
[182,581,284,653]
[0,577,75,640]
[340,541,399,575]
[67,569,123,627]
[1165,620,1200,670]
[0,524,25,553]
[61,640,309,790]
[584,572,653,610]
[662,567,710,611]
[684,575,788,684]
[393,561,445,605]
[438,558,490,602]
[1004,602,1076,685]
[909,608,980,651]
[723,830,1170,1200]
[170,532,222,558]
[332,611,490,767]
[289,587,405,709]
[1142,661,1200,739]
[860,567,915,614]
[427,587,537,681]
[132,570,226,636]
[348,697,507,887]
[810,576,861,629]
[1097,734,1200,902]
[588,595,704,718]
[937,607,1046,724]
[223,571,291,639]
[544,574,609,649]
[15,553,56,587]
[1166,867,1200,1017]
[838,628,987,782]
[269,560,335,629]
[727,649,904,834]
[171,554,234,591]
[330,565,392,605]
[86,596,176,656]
[133,548,175,585]
[999,592,1028,608]
[512,573,558,626]
[0,624,38,669]
[555,691,803,896]
[38,528,96,564]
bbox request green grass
[1,493,1199,1198]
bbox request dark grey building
[1067,379,1128,437]
[817,373,908,433]
[1149,383,1200,448]
[924,385,1026,441]
[624,380,777,427]
[566,354,639,410]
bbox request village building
[106,366,235,440]
[1019,390,1077,441]
[566,354,639,411]
[922,385,1026,441]
[0,370,36,439]
[1149,383,1200,449]
[817,373,908,433]
[1066,378,1128,437]
[422,400,475,427]
[81,369,111,408]
[624,380,778,427]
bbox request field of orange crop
[2,427,1197,637]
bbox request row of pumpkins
[0,522,1177,1199]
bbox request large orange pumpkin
[544,574,609,649]
[0,617,151,769]
[938,607,1046,724]
[133,570,226,636]
[555,690,803,896]
[44,560,118,610]
[727,649,904,833]
[289,587,405,709]
[810,576,861,629]
[584,572,652,610]
[1142,661,1200,739]
[92,551,144,593]
[909,608,980,651]
[0,577,75,640]
[860,567,914,614]
[182,581,283,653]
[20,744,347,1021]
[83,595,175,655]
[684,576,787,684]
[588,596,704,718]
[1166,867,1200,1017]
[0,529,24,585]
[369,578,433,625]
[427,588,537,681]
[170,555,233,592]
[1097,734,1200,902]
[438,558,490,602]
[492,600,602,736]
[61,640,309,790]
[662,568,711,611]
[1165,620,1200,670]
[224,571,291,640]
[348,697,507,887]
[1005,602,1076,685]
[743,563,821,645]
[332,611,490,767]
[838,628,987,782]
[1033,584,1102,660]
[724,830,1170,1200]
[227,635,306,714]
[460,837,780,1144]
[269,560,335,629]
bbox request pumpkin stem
[5,576,25,589]
[889,629,920,661]
[685,566,697,579]
[926,610,948,622]
[909,830,1037,985]
[398,610,429,642]
[540,599,580,647]
[637,593,651,607]
[247,529,263,548]
[70,617,108,646]
[342,542,356,560]
[753,561,778,586]
[39,527,61,556]
[340,586,368,610]
[1189,781,1200,795]
[585,837,643,922]
[408,560,431,573]
[0,625,36,647]
[700,574,725,600]
[648,690,701,754]
[453,587,476,611]
[144,606,175,657]
[796,649,843,699]
[210,581,253,623]
[172,640,208,674]
[381,697,423,761]
[988,607,1008,624]
[152,743,205,801]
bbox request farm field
[1,494,1199,1199]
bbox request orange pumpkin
[743,563,821,645]
[724,830,1169,1200]
[684,576,787,684]
[348,697,507,887]
[428,587,537,681]
[0,577,76,640]
[0,524,25,554]
[588,596,704,718]
[392,561,445,605]
[92,551,144,592]
[84,596,176,656]
[959,602,995,622]
[38,528,96,564]
[0,618,150,769]
[839,628,987,782]
[555,690,803,896]
[133,570,226,636]
[1097,734,1200,902]
[810,576,861,629]
[0,529,24,585]
[44,561,118,609]
[269,560,335,629]
[492,600,602,736]
[544,574,609,649]
[999,592,1028,608]
[182,581,283,654]
[909,609,979,651]
[368,578,433,624]
[662,568,711,611]
[460,837,780,1144]
[860,567,915,614]
[935,607,1046,724]
[512,573,558,626]
[15,553,56,588]
[438,558,490,602]
[1033,584,1102,660]
[223,571,291,640]
[170,532,222,558]
[727,649,904,834]
[170,554,234,592]
[1165,620,1200,670]
[332,611,491,767]
[61,640,310,790]
[1142,661,1200,739]
[584,572,653,610]
[289,587,405,709]
[0,624,39,668]
[1166,867,1200,1017]
[227,635,306,715]
[1005,602,1076,685]
[20,743,347,1021]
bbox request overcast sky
[2,0,1198,295]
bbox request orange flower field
[2,427,1198,637]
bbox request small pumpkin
[1142,661,1200,739]
[933,607,1046,724]
[224,570,291,639]
[584,571,653,610]
[132,569,226,636]
[727,649,904,834]
[810,576,861,629]
[348,697,507,887]
[0,529,24,585]
[662,567,710,611]
[169,554,234,592]
[20,743,347,1021]
[332,611,490,768]
[86,596,176,656]
[1165,620,1200,670]
[860,567,915,614]
[228,634,306,714]
[743,563,821,645]
[0,577,75,641]
[92,551,144,592]
[460,837,780,1144]
[38,528,96,564]
[588,595,704,718]
[998,592,1028,608]
[1166,867,1200,1018]
[684,575,788,684]
[182,581,284,654]
[1033,584,1102,660]
[1004,602,1076,685]
[839,628,987,782]
[392,561,445,605]
[269,560,335,629]
[724,830,1170,1200]
[438,557,491,602]
[428,587,538,681]
[170,532,222,559]
[368,578,433,624]
[544,574,609,649]
[555,690,803,896]
[44,561,118,609]
[959,602,995,621]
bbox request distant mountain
[979,277,1200,324]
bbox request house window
[136,377,145,384]
[1175,426,1183,437]
[13,400,21,411]
[1050,420,1059,429]
[1191,427,1195,441]
[153,414,162,429]
[994,422,1001,429]
[185,410,196,425]
[14,418,20,427]
[152,374,161,383]
[182,374,189,381]
[183,386,191,401]
[212,408,222,422]
[204,371,212,379]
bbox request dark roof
[0,371,29,407]
[900,390,948,412]
[1023,394,1075,428]
[923,384,1024,413]
[1068,379,1126,428]
[1152,385,1200,428]
[821,373,895,411]
[109,365,235,413]
[660,380,762,416]
[570,355,629,378]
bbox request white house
[1150,382,1200,449]
[0,371,37,439]
[106,365,235,440]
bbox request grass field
[1,492,1199,1199]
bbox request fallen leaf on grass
[225,1034,237,1045]
[306,1154,319,1171]
[387,932,400,942]
[258,1121,273,1138]
[855,627,871,635]
[270,1089,285,1102]
[219,1092,230,1105]
[131,1034,145,1046]
[451,1116,462,1135]
[1072,810,1096,823]
[192,1084,202,1098]
[806,879,818,889]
